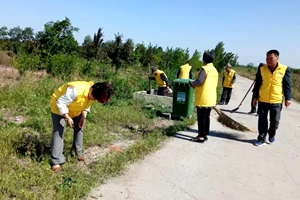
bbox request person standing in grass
[252,50,292,147]
[249,63,265,114]
[189,50,219,143]
[49,81,112,172]
[177,60,193,79]
[218,64,236,105]
[148,67,170,96]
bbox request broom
[212,106,255,132]
[231,80,255,112]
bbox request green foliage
[38,17,79,58]
[0,70,200,199]
[229,54,239,67]
[82,28,104,60]
[106,33,135,72]
[0,26,8,39]
[13,53,41,75]
[46,53,78,77]
[189,49,202,70]
[0,17,240,80]
[211,42,235,72]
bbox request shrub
[13,53,41,75]
[0,51,13,66]
[46,53,78,77]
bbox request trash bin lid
[173,78,194,85]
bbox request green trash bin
[172,79,195,119]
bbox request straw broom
[212,106,255,132]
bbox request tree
[142,44,155,67]
[189,49,202,70]
[106,33,124,72]
[8,26,23,42]
[133,43,147,65]
[106,33,136,71]
[82,35,92,47]
[121,38,134,68]
[0,26,8,39]
[22,27,35,41]
[38,17,79,58]
[152,45,165,67]
[229,54,239,67]
[246,62,254,68]
[212,41,235,72]
[82,28,105,60]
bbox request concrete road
[86,75,300,200]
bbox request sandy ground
[86,74,300,200]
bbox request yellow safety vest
[50,81,95,118]
[179,64,192,79]
[155,70,168,87]
[223,69,235,88]
[194,63,219,107]
[259,63,287,104]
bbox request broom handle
[238,80,256,107]
[212,106,221,115]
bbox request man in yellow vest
[218,64,236,105]
[252,50,292,146]
[49,81,112,172]
[148,67,170,96]
[189,50,219,143]
[177,60,193,79]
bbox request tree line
[0,17,239,76]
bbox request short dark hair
[203,50,215,63]
[258,63,265,68]
[266,49,279,57]
[151,67,157,73]
[91,82,112,102]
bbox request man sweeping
[148,67,170,96]
[189,50,219,143]
[249,63,265,114]
[218,64,236,105]
[177,60,193,79]
[50,81,112,172]
[252,49,292,146]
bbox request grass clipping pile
[213,107,255,132]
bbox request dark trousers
[157,87,167,96]
[197,107,212,139]
[220,87,233,104]
[257,102,282,142]
[250,93,257,112]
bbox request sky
[1,0,299,68]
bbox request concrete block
[133,90,173,108]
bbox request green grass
[0,67,199,200]
[0,64,224,199]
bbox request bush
[13,53,41,75]
[0,51,14,66]
[46,53,78,77]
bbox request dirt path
[86,75,300,200]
